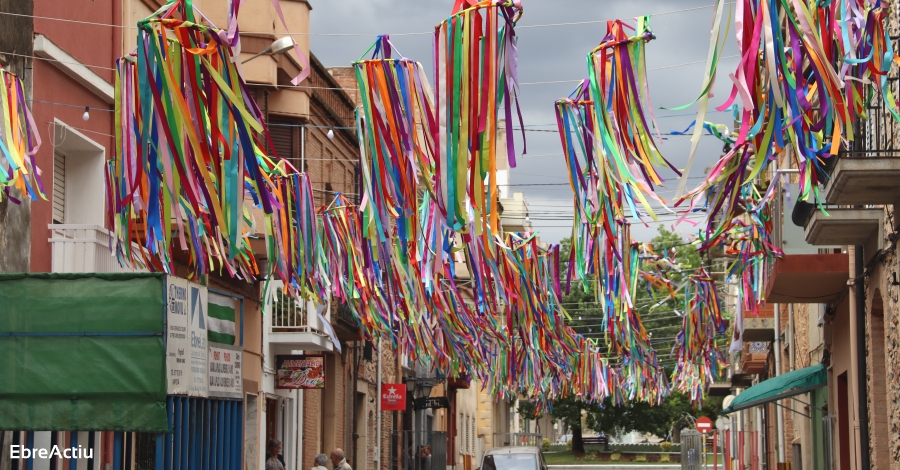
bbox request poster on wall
[166,276,190,395]
[275,355,325,389]
[188,282,209,397]
[209,343,243,399]
[381,384,406,411]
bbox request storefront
[0,273,246,470]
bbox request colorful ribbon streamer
[0,66,44,203]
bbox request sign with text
[413,396,450,410]
[166,277,210,397]
[381,384,406,411]
[166,277,190,395]
[275,355,325,389]
[208,343,242,399]
[188,283,209,397]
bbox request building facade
[0,2,402,470]
[723,25,900,470]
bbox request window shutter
[269,122,300,169]
[53,152,65,223]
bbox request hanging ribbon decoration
[670,268,728,403]
[434,0,525,234]
[0,66,44,203]
[552,17,684,399]
[108,0,287,280]
[353,35,438,253]
[677,0,900,232]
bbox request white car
[480,447,547,470]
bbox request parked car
[479,446,547,470]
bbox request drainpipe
[756,407,764,467]
[352,341,360,470]
[774,303,785,465]
[852,245,871,469]
[377,338,383,468]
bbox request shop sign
[381,384,406,411]
[413,396,450,410]
[275,355,325,389]
[208,343,242,399]
[166,277,190,395]
[166,277,209,397]
[188,283,209,397]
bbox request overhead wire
[0,2,727,37]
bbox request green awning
[722,364,827,414]
[0,273,168,431]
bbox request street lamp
[406,372,441,470]
[241,36,295,64]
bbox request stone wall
[867,222,900,470]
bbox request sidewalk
[549,466,682,470]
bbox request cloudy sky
[306,0,740,244]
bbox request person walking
[423,446,432,470]
[266,439,286,470]
[311,454,330,470]
[330,448,352,470]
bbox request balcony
[824,156,900,205]
[49,224,147,273]
[766,253,849,303]
[742,303,775,342]
[707,381,733,396]
[740,342,769,375]
[499,191,532,233]
[805,208,883,246]
[265,281,334,353]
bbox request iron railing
[489,433,543,448]
[848,36,900,157]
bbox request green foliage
[549,395,590,430]
[565,440,573,451]
[659,441,674,452]
[542,439,551,452]
[517,400,542,420]
[580,392,724,440]
[635,454,647,462]
[610,453,622,462]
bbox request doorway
[355,391,368,470]
[837,372,852,469]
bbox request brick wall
[328,67,359,106]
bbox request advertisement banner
[208,343,242,399]
[188,282,209,397]
[275,355,325,389]
[381,384,406,411]
[166,277,190,395]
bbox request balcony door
[52,120,105,226]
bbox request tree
[549,396,597,453]
[584,392,725,443]
[516,400,543,433]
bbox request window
[53,152,65,223]
[268,119,299,166]
[51,121,106,225]
[482,454,536,470]
[466,416,471,454]
[472,418,477,456]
